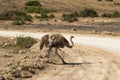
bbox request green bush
[101,11,120,18]
[12,19,25,25]
[97,0,102,1]
[114,2,120,5]
[0,10,32,21]
[62,13,78,22]
[79,8,98,17]
[106,0,113,2]
[101,13,113,18]
[49,14,55,18]
[25,0,42,7]
[24,6,55,14]
[35,15,41,19]
[40,13,49,20]
[35,13,55,20]
[16,36,36,48]
[113,11,120,17]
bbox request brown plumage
[39,34,74,64]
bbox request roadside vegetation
[0,0,56,25]
[0,10,32,21]
[0,0,119,23]
[25,0,42,7]
[62,8,98,22]
[24,6,55,14]
[35,13,55,21]
[79,8,98,17]
[62,13,78,22]
[16,36,36,48]
[114,2,120,5]
[101,11,120,18]
[106,0,113,2]
[0,10,32,25]
[0,36,36,49]
[24,0,56,20]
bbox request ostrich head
[70,35,75,47]
[70,35,75,39]
[65,35,75,48]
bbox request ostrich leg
[55,48,66,64]
[45,47,52,58]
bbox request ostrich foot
[62,61,67,64]
[45,54,50,58]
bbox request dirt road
[0,30,120,54]
[0,30,120,80]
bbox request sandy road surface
[0,30,120,80]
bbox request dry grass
[39,0,120,13]
[0,0,120,13]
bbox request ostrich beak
[71,36,75,38]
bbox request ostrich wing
[39,35,49,50]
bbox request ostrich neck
[70,37,74,47]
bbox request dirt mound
[30,42,74,64]
[0,38,46,80]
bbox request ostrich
[39,34,74,64]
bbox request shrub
[68,12,79,17]
[35,15,41,19]
[40,13,49,19]
[113,11,120,17]
[79,8,98,17]
[114,2,120,5]
[97,0,102,1]
[101,11,120,18]
[0,10,32,21]
[24,6,55,14]
[106,0,113,2]
[12,19,25,25]
[35,13,55,20]
[101,13,113,18]
[49,14,55,18]
[62,13,78,22]
[25,0,42,7]
[16,36,36,48]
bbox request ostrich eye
[71,36,75,38]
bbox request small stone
[33,63,44,70]
[71,28,77,31]
[10,70,21,78]
[28,69,36,74]
[20,71,32,78]
[3,54,12,57]
[21,65,30,71]
[0,76,5,80]
[2,43,8,48]
[19,50,27,54]
[5,76,13,80]
[24,56,29,59]
[0,43,4,46]
[19,50,23,54]
[7,63,13,66]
